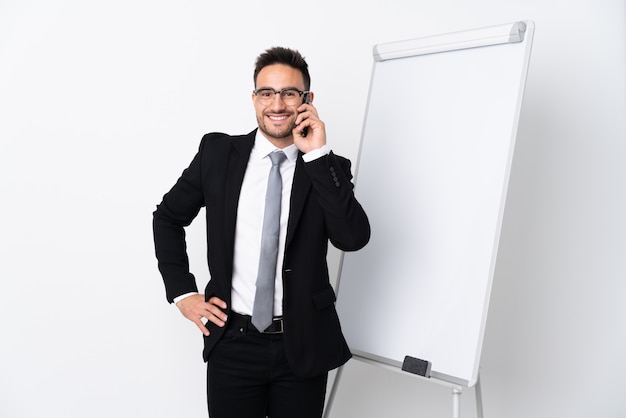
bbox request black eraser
[401,355,432,377]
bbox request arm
[152,138,229,334]
[292,99,370,251]
[152,145,205,303]
[304,152,371,252]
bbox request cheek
[254,105,266,120]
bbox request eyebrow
[256,86,302,91]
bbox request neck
[259,131,294,149]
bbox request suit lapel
[286,153,312,247]
[224,131,255,259]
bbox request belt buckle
[263,318,284,334]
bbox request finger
[208,296,227,309]
[297,103,309,114]
[205,309,227,327]
[293,121,308,137]
[204,299,228,326]
[195,319,210,336]
[293,111,305,129]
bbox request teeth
[269,115,288,121]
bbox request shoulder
[199,131,237,147]
[198,130,256,154]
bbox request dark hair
[253,47,311,90]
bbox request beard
[256,113,297,140]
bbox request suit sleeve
[303,151,370,251]
[153,139,206,303]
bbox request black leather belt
[229,311,284,334]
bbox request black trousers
[207,313,328,418]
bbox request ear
[307,91,315,104]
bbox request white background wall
[0,1,624,417]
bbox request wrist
[174,292,198,305]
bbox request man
[153,47,370,418]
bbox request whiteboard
[336,21,534,387]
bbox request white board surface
[336,21,534,387]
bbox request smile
[267,115,289,122]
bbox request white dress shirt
[230,134,298,316]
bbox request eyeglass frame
[253,87,310,104]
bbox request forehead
[256,64,305,89]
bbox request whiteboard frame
[335,20,535,389]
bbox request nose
[268,93,287,109]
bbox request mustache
[257,113,297,139]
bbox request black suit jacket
[153,130,370,377]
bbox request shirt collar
[254,130,299,163]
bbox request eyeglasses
[253,87,309,106]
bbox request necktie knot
[269,151,287,166]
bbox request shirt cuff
[302,144,330,162]
[173,292,198,304]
